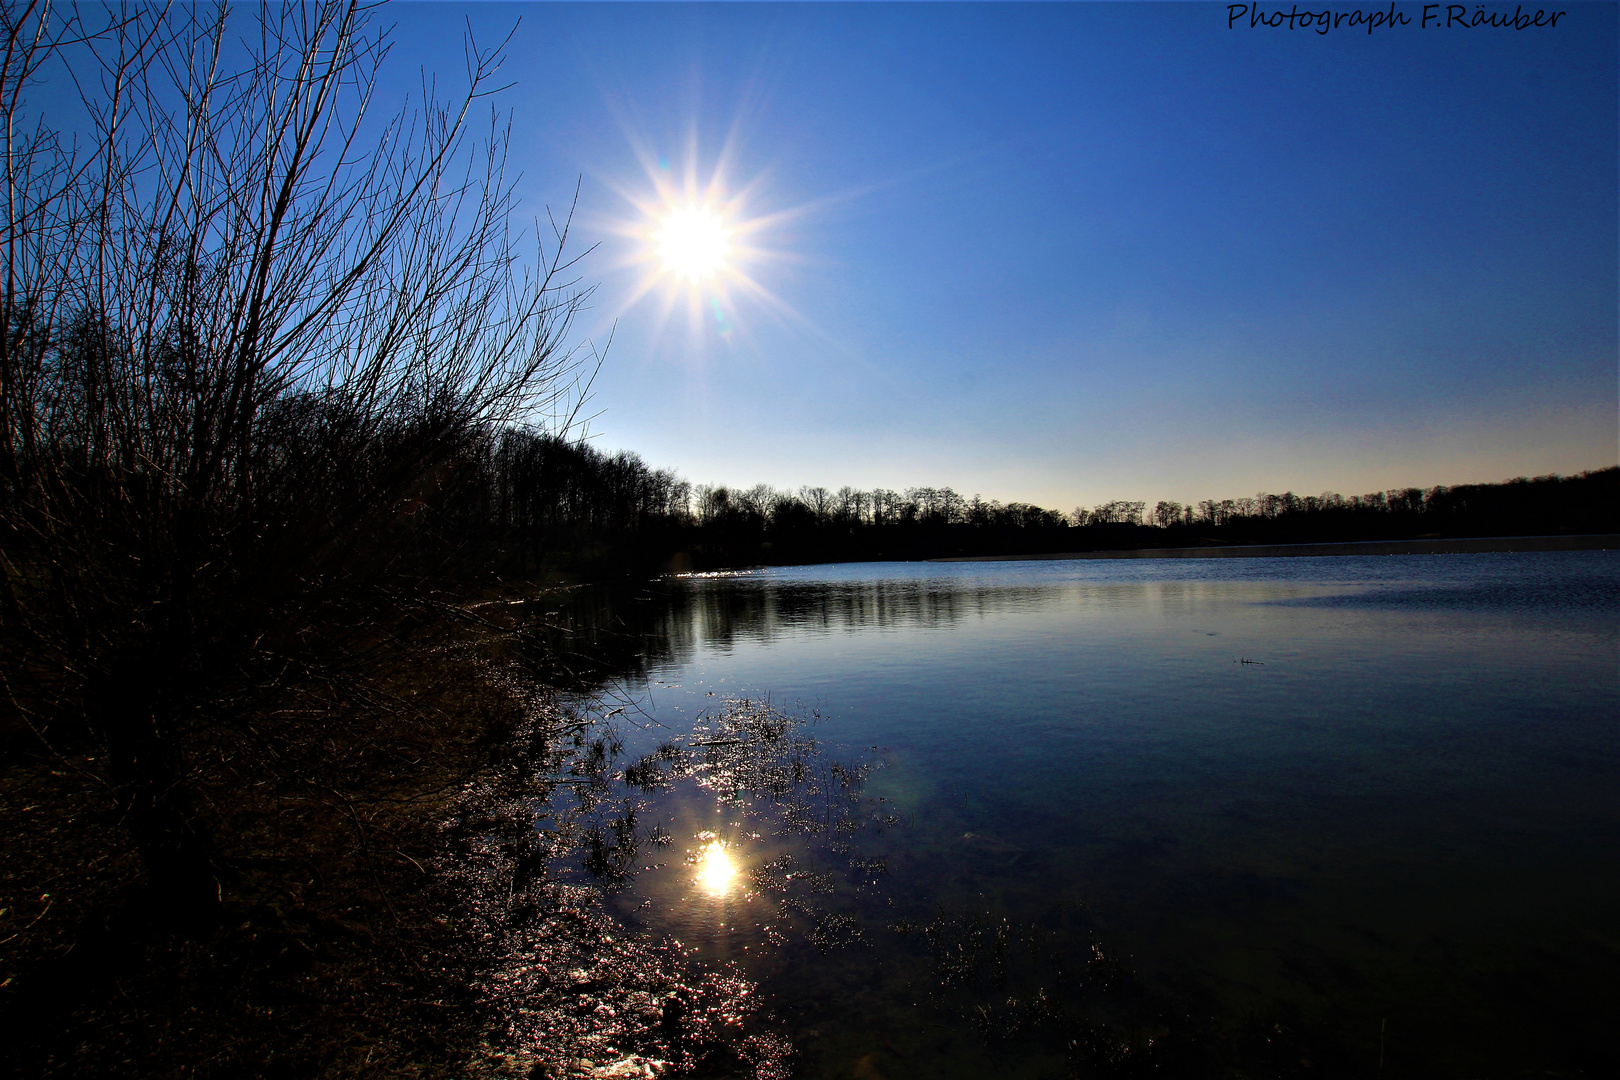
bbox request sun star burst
[657,206,730,281]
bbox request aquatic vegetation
[889,907,1225,1076]
[438,694,794,1079]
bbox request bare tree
[798,484,831,522]
[1,1,596,903]
[735,483,776,520]
[1086,500,1146,526]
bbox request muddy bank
[0,647,782,1078]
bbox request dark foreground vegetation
[0,4,769,1076]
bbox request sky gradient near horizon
[388,2,1617,512]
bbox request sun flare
[603,141,810,343]
[657,206,730,281]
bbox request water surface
[566,552,1619,1077]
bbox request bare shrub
[0,0,594,903]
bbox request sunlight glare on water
[698,840,734,896]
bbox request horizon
[567,433,1618,520]
[345,4,1615,507]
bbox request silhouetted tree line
[476,437,1078,573]
[472,433,1617,574]
[1143,471,1619,546]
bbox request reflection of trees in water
[570,573,1289,676]
[523,579,1057,688]
[683,581,1054,644]
[524,576,1270,691]
[533,579,1064,675]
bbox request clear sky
[388,2,1616,512]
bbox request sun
[657,206,730,281]
[598,137,813,343]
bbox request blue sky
[387,2,1617,511]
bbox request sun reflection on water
[699,840,735,896]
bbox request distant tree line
[472,431,1618,575]
[1140,474,1619,546]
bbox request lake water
[556,551,1619,1078]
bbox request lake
[552,551,1619,1078]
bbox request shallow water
[562,551,1619,1077]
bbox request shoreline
[931,533,1619,562]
